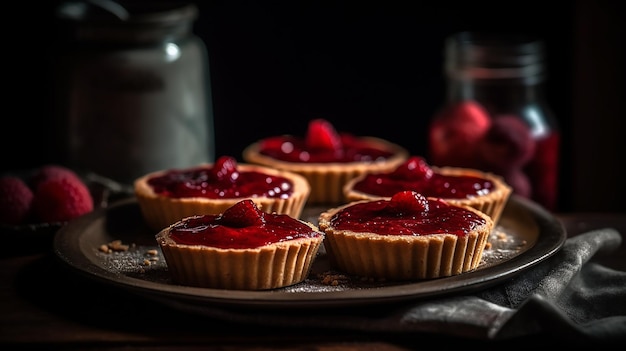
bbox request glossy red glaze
[168,200,322,249]
[352,157,495,199]
[258,135,396,163]
[329,191,487,237]
[147,157,294,199]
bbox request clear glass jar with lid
[428,31,560,211]
[51,0,214,186]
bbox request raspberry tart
[318,191,494,280]
[134,156,310,231]
[343,156,512,224]
[156,199,325,290]
[242,118,409,204]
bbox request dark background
[3,0,625,213]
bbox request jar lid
[445,31,546,82]
[56,0,199,44]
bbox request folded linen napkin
[402,227,625,340]
[182,227,625,342]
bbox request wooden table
[1,213,623,349]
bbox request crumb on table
[98,239,132,253]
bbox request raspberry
[390,156,433,180]
[388,191,429,214]
[0,176,34,225]
[32,176,94,223]
[211,156,239,182]
[30,164,81,188]
[219,199,265,227]
[305,118,342,151]
[428,100,491,168]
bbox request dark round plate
[53,194,566,310]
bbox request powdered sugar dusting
[93,219,527,293]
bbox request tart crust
[318,200,494,280]
[243,137,409,205]
[157,219,324,290]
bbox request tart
[134,156,310,231]
[343,156,512,224]
[156,199,325,290]
[318,191,494,280]
[242,118,409,204]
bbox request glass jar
[51,1,214,186]
[428,32,560,211]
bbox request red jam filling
[257,119,396,163]
[168,200,322,249]
[329,191,487,237]
[148,156,294,199]
[352,156,495,199]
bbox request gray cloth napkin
[184,228,625,341]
